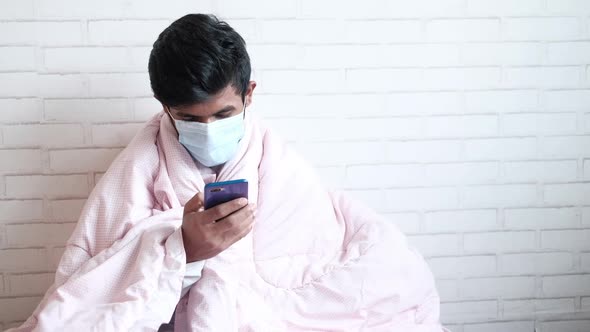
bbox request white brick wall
[1,0,589,330]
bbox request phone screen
[204,179,248,209]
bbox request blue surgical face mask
[170,105,246,167]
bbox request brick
[0,297,42,321]
[544,183,590,205]
[0,248,47,271]
[5,175,88,199]
[88,20,170,45]
[300,44,459,69]
[48,199,86,222]
[386,187,459,210]
[0,99,41,125]
[461,185,537,208]
[463,138,537,161]
[301,0,466,19]
[460,277,536,299]
[464,321,534,332]
[346,164,424,188]
[6,223,76,248]
[464,231,536,253]
[36,0,214,18]
[441,300,497,322]
[503,160,577,182]
[583,297,590,311]
[428,256,496,278]
[39,74,88,98]
[345,20,422,44]
[427,19,500,42]
[386,92,463,115]
[48,247,66,271]
[44,47,129,72]
[503,113,577,136]
[547,42,590,65]
[543,90,590,111]
[504,17,583,41]
[0,99,41,123]
[256,94,388,118]
[49,149,122,173]
[541,230,590,250]
[426,115,498,138]
[540,136,590,158]
[344,190,387,212]
[2,124,84,147]
[503,66,581,88]
[424,209,498,232]
[423,67,501,90]
[0,0,34,19]
[0,21,82,45]
[503,298,576,317]
[539,320,590,332]
[584,207,590,226]
[580,253,590,271]
[0,200,43,222]
[461,42,543,66]
[437,279,459,301]
[386,140,462,163]
[465,90,538,112]
[346,68,423,92]
[424,162,499,185]
[585,159,590,180]
[586,114,590,134]
[88,73,151,97]
[315,166,345,189]
[505,207,579,229]
[217,0,296,18]
[7,273,53,296]
[0,73,38,97]
[295,141,386,166]
[407,234,461,257]
[256,20,417,44]
[128,46,151,71]
[0,149,42,172]
[249,44,301,70]
[467,0,544,15]
[267,117,421,142]
[543,274,590,296]
[44,98,130,122]
[0,47,36,71]
[133,97,162,121]
[382,212,420,234]
[259,70,345,94]
[91,123,159,147]
[500,252,573,275]
[548,0,590,14]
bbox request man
[11,14,445,331]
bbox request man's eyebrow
[176,105,236,118]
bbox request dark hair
[148,14,251,108]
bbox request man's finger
[203,197,248,221]
[184,192,204,215]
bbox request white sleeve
[181,260,206,297]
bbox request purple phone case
[204,180,248,210]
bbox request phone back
[204,179,248,209]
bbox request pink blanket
[11,112,445,331]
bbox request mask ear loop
[164,105,179,136]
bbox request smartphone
[204,179,248,210]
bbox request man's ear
[245,81,256,107]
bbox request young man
[11,14,445,331]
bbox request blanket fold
[10,111,445,332]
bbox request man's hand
[181,192,256,263]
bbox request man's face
[165,81,256,126]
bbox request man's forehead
[172,85,241,116]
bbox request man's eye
[215,112,231,119]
